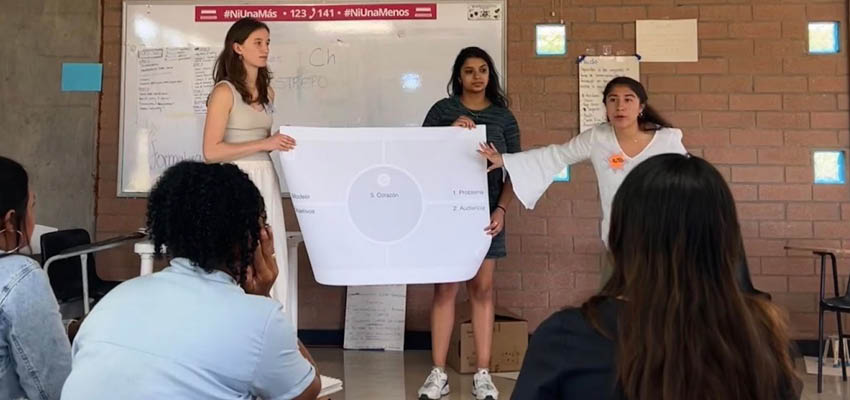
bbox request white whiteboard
[578,56,640,133]
[119,0,505,196]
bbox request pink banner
[195,4,436,22]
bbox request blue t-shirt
[61,258,314,400]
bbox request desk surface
[134,232,304,253]
[784,246,850,256]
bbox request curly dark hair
[146,161,265,283]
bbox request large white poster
[276,126,492,285]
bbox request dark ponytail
[603,76,671,131]
[0,156,30,256]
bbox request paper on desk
[19,224,58,255]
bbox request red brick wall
[97,0,849,338]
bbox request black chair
[814,251,849,393]
[40,229,145,316]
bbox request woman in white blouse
[479,76,687,249]
[481,76,687,286]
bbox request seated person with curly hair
[61,162,321,400]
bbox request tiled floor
[311,348,850,399]
[801,360,850,400]
[312,348,515,399]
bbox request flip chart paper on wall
[276,126,492,285]
[636,19,698,62]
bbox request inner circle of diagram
[348,165,423,242]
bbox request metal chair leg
[843,338,849,369]
[80,254,90,315]
[818,308,823,393]
[840,312,848,381]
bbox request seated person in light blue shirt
[61,161,321,400]
[0,156,72,400]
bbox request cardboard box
[446,302,528,374]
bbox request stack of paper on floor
[805,356,848,377]
[319,375,343,398]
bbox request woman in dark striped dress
[417,47,520,400]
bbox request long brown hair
[582,153,798,400]
[213,17,272,106]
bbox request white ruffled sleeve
[502,127,595,209]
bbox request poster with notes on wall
[578,56,640,133]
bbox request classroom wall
[0,0,100,233]
[96,0,850,339]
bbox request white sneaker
[418,367,450,399]
[472,369,499,400]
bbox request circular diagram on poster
[347,165,423,243]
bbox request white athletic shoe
[472,369,499,400]
[418,367,450,399]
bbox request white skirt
[233,159,296,327]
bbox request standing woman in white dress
[202,18,297,324]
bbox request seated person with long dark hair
[512,153,800,400]
[0,156,71,400]
[61,161,320,399]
